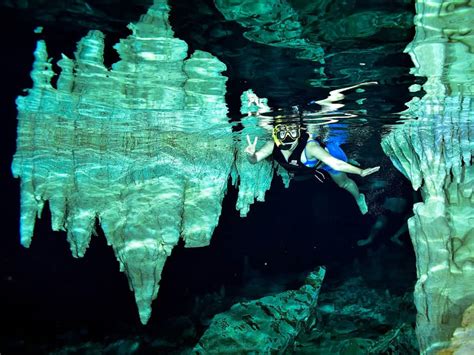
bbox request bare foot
[390,235,404,246]
[348,159,361,167]
[357,237,373,247]
[357,193,368,215]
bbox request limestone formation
[12,0,233,324]
[193,267,326,354]
[438,303,474,355]
[381,1,474,353]
[233,116,274,216]
[233,90,274,216]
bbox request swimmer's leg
[357,215,388,246]
[329,172,368,214]
[390,223,408,246]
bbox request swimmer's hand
[245,135,258,154]
[360,166,380,177]
[245,135,258,163]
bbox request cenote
[1,0,473,354]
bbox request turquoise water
[2,0,473,353]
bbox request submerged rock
[193,267,326,354]
[192,271,417,354]
[295,276,418,354]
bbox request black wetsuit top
[272,132,325,177]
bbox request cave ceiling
[3,0,417,110]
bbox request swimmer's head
[272,123,301,150]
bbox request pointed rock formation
[382,1,474,353]
[233,90,274,216]
[193,267,326,353]
[12,0,233,324]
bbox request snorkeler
[244,122,380,214]
[357,196,409,246]
[357,176,414,246]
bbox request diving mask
[272,124,300,149]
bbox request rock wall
[11,0,233,324]
[381,1,474,353]
[438,303,474,354]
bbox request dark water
[1,0,419,353]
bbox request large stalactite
[11,0,234,324]
[381,1,474,353]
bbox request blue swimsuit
[303,138,348,175]
[272,130,348,177]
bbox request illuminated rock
[382,1,474,353]
[11,0,233,324]
[233,90,273,216]
[438,303,474,355]
[194,267,326,353]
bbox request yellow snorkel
[272,124,284,147]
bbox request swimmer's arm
[246,141,274,164]
[306,142,379,176]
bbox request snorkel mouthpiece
[279,136,297,150]
[279,142,294,150]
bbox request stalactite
[381,1,474,353]
[11,0,233,324]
